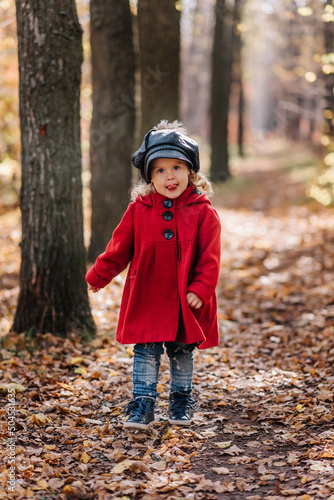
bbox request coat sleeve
[86,203,134,289]
[187,205,221,306]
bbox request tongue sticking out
[167,185,177,191]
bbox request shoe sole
[168,419,192,426]
[123,421,154,430]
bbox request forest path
[191,141,334,499]
[1,141,334,499]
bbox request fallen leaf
[111,460,144,474]
[245,441,261,448]
[260,474,276,481]
[280,488,303,495]
[162,428,175,440]
[150,461,167,471]
[82,418,103,425]
[215,441,232,449]
[80,452,91,463]
[78,464,88,473]
[35,479,48,489]
[223,444,245,455]
[70,357,84,364]
[229,455,256,464]
[44,444,56,450]
[99,418,110,434]
[63,481,87,498]
[319,447,334,458]
[195,478,234,493]
[26,413,52,426]
[310,463,326,471]
[75,367,87,375]
[211,467,231,474]
[0,382,26,393]
[258,464,268,474]
[48,478,64,489]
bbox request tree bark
[14,0,95,336]
[210,0,234,181]
[137,0,180,139]
[238,83,244,156]
[181,0,215,144]
[88,0,135,261]
[283,17,302,141]
[233,0,244,157]
[323,1,334,139]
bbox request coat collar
[137,185,210,209]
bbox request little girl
[86,120,221,430]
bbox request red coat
[86,185,221,349]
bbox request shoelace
[170,396,195,415]
[124,399,150,417]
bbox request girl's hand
[187,292,203,309]
[87,284,101,293]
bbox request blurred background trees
[1,0,332,202]
[241,0,333,204]
[0,0,333,333]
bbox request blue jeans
[132,342,196,398]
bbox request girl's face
[150,158,190,199]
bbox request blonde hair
[130,120,213,200]
[130,169,213,201]
[152,119,189,136]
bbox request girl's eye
[173,165,180,170]
[157,168,164,173]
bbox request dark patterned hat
[132,128,200,182]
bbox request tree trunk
[233,0,244,157]
[283,17,302,141]
[210,0,234,182]
[323,1,334,139]
[88,0,135,261]
[137,0,180,139]
[238,84,244,157]
[181,0,215,143]
[14,0,95,336]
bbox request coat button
[163,229,174,240]
[163,199,173,209]
[162,211,173,221]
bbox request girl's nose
[167,170,175,179]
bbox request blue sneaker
[124,396,155,430]
[168,392,195,426]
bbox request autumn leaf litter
[1,148,334,498]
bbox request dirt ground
[1,141,334,499]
